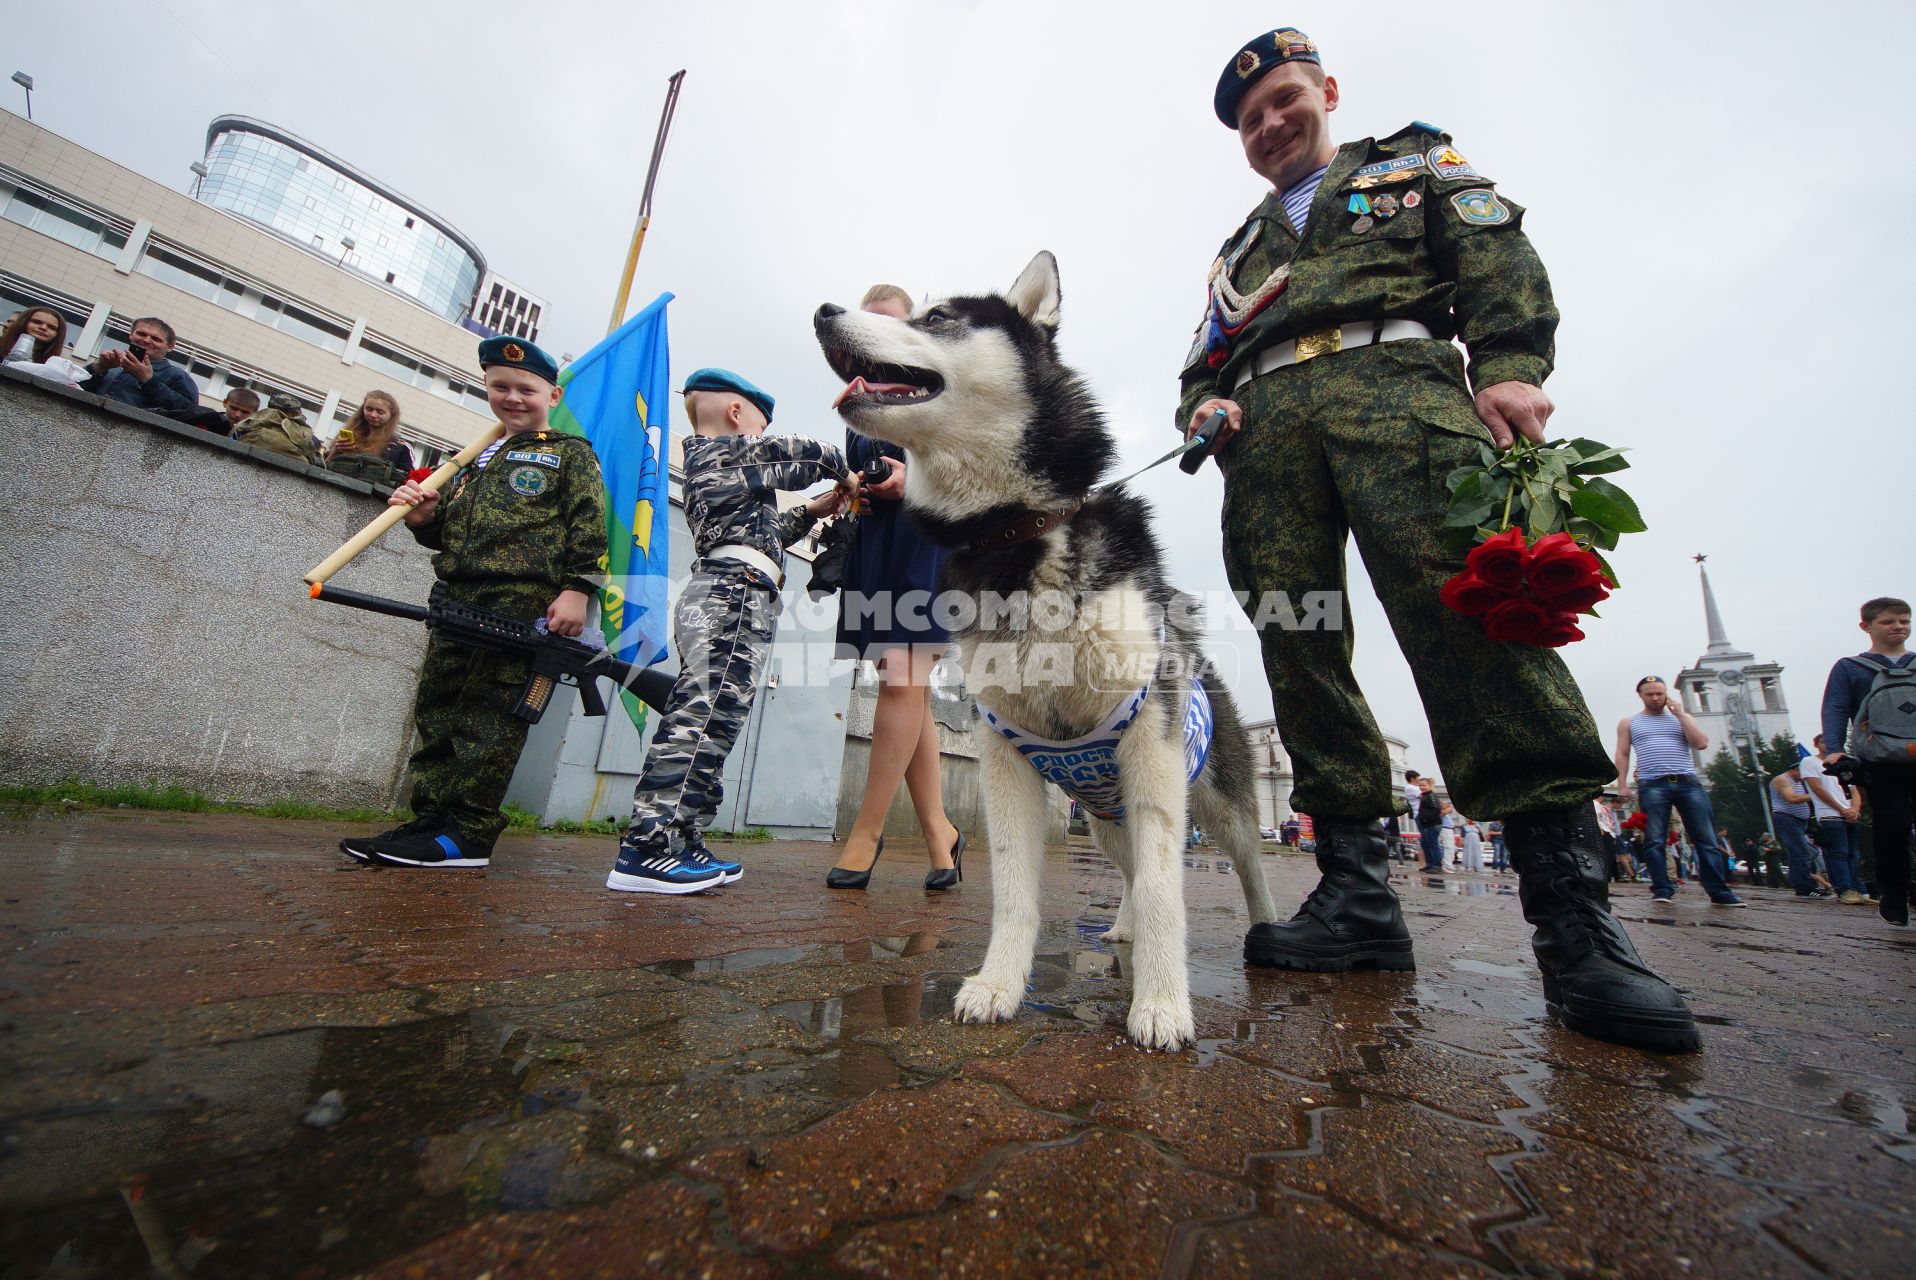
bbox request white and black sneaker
[365,829,491,869]
[606,841,725,894]
[340,815,443,864]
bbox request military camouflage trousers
[627,567,779,853]
[408,635,534,848]
[1217,339,1613,821]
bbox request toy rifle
[310,582,674,722]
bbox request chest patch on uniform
[982,680,1215,825]
[1451,188,1511,226]
[504,449,562,469]
[508,465,550,496]
[1351,154,1426,182]
[1426,145,1482,181]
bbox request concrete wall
[0,367,435,809]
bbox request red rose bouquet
[1438,437,1644,648]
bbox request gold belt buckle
[1293,326,1342,363]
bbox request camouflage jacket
[411,429,607,618]
[1178,124,1558,426]
[232,408,319,465]
[681,434,848,564]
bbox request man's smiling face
[1235,62,1339,191]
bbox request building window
[134,244,223,302]
[1760,677,1780,712]
[259,298,350,355]
[2,187,129,261]
[404,217,415,229]
[1695,687,1712,714]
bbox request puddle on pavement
[0,935,964,1279]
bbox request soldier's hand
[1186,398,1242,453]
[390,481,439,526]
[546,589,589,638]
[1473,381,1554,449]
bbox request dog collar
[964,503,1082,554]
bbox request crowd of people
[1375,600,1915,928]
[3,305,416,484]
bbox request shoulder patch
[1427,145,1485,183]
[504,449,562,469]
[1451,188,1512,226]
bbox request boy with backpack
[1822,596,1916,926]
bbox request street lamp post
[338,235,356,266]
[188,161,208,198]
[11,72,32,121]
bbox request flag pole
[606,70,685,336]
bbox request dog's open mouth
[825,347,944,410]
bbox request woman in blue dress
[826,284,966,892]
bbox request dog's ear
[1005,251,1061,332]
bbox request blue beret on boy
[1215,27,1322,127]
[682,367,775,423]
[477,336,560,385]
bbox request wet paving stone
[1096,1054,1311,1174]
[3,811,1913,1277]
[682,1077,1072,1253]
[363,1177,779,1280]
[832,1128,1253,1279]
[1260,1101,1527,1263]
[1184,1195,1493,1279]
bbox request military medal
[1351,214,1374,233]
[1347,192,1371,215]
[1402,190,1421,209]
[1374,194,1399,219]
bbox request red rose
[1524,532,1608,610]
[1465,527,1527,591]
[1534,611,1587,648]
[407,466,435,483]
[1482,596,1553,644]
[1439,570,1515,617]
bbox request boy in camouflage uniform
[607,368,851,894]
[1183,28,1698,1052]
[340,337,606,868]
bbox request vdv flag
[547,292,674,734]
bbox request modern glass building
[198,116,485,324]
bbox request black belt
[1639,773,1692,786]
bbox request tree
[1703,733,1804,845]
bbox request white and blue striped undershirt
[1629,712,1695,780]
[473,439,507,470]
[1280,163,1330,235]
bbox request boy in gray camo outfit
[608,368,851,894]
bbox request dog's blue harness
[981,679,1214,825]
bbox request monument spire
[1694,554,1734,655]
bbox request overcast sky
[13,1,1912,790]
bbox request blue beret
[477,336,560,385]
[682,367,775,423]
[1215,27,1322,128]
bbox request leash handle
[1178,408,1229,474]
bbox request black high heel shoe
[924,827,965,891]
[826,836,884,890]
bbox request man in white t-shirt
[1801,735,1866,904]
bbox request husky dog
[813,252,1279,1049]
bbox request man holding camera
[1823,596,1916,926]
[89,317,201,416]
[1183,27,1697,1053]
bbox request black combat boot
[1244,819,1414,972]
[1504,804,1701,1053]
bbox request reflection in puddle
[1451,957,1530,980]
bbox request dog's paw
[953,975,1023,1025]
[1126,997,1195,1051]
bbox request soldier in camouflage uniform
[340,337,606,869]
[1187,28,1699,1052]
[608,368,851,895]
